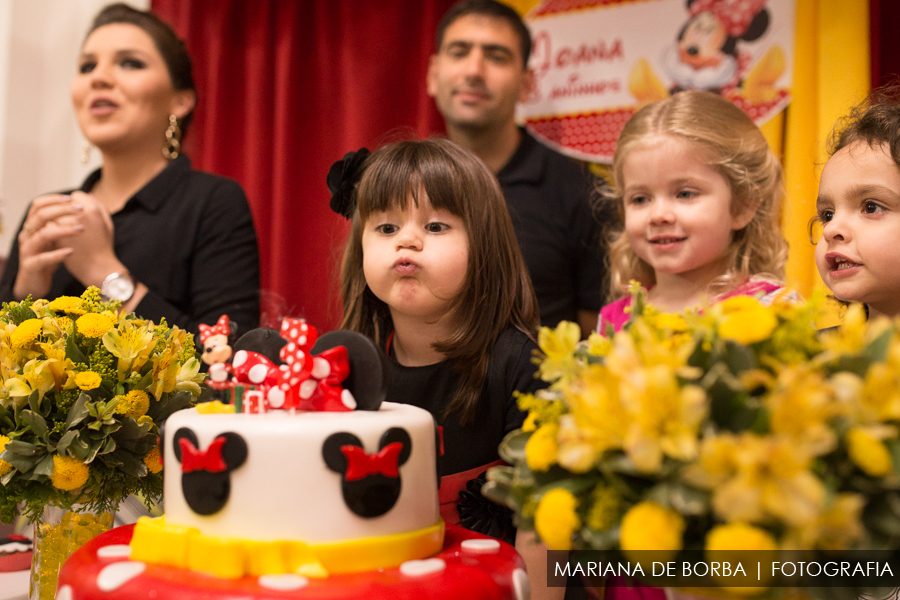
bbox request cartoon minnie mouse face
[679,10,728,69]
[172,428,248,516]
[322,428,411,518]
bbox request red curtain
[151,0,457,330]
[870,0,900,88]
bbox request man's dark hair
[435,0,532,68]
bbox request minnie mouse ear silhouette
[312,330,390,411]
[233,327,287,366]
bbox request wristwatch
[100,271,136,302]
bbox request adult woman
[0,3,260,336]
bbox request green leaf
[865,328,893,362]
[65,335,88,365]
[498,429,531,464]
[56,430,78,454]
[486,465,516,487]
[722,340,757,374]
[153,390,194,423]
[134,372,153,391]
[68,435,91,461]
[99,437,116,455]
[19,410,48,442]
[0,470,14,485]
[581,526,620,550]
[66,394,90,429]
[27,390,40,415]
[534,478,595,498]
[33,454,54,477]
[83,439,103,464]
[115,450,148,478]
[5,440,37,456]
[3,453,38,472]
[863,492,900,538]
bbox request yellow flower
[102,320,155,380]
[716,296,777,344]
[705,523,777,594]
[143,446,162,474]
[521,411,538,432]
[50,455,89,491]
[585,484,620,532]
[785,493,865,551]
[75,313,115,338]
[525,424,559,472]
[0,435,12,476]
[765,364,837,456]
[137,415,154,427]
[115,390,150,419]
[706,523,777,554]
[534,488,581,550]
[620,502,684,561]
[10,318,43,349]
[74,371,102,391]
[537,321,581,381]
[846,427,893,477]
[48,296,85,315]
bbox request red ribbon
[179,436,227,473]
[341,442,402,481]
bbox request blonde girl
[600,90,789,332]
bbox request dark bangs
[356,141,469,222]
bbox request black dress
[0,155,261,337]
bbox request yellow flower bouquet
[484,288,900,596]
[0,287,204,522]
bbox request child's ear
[731,199,760,231]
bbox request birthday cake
[56,321,529,599]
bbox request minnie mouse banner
[519,0,795,163]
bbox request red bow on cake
[340,442,403,481]
[179,437,227,473]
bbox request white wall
[0,0,149,256]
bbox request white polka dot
[399,558,445,577]
[290,328,299,339]
[97,561,146,592]
[268,388,285,408]
[461,539,500,552]
[97,545,133,558]
[280,383,290,391]
[290,377,300,386]
[298,335,307,346]
[297,350,305,358]
[279,364,289,371]
[232,350,247,368]
[248,364,269,384]
[288,342,296,352]
[311,357,330,379]
[292,362,302,372]
[299,379,318,400]
[258,574,309,591]
[56,585,73,600]
[341,390,357,410]
[513,568,530,600]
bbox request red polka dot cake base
[57,523,530,600]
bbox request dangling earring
[163,114,181,160]
[81,140,92,165]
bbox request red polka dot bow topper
[199,314,231,345]
[689,0,767,37]
[231,319,355,412]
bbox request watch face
[103,274,135,301]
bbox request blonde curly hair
[604,90,788,300]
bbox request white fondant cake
[161,402,439,543]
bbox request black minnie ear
[311,330,390,411]
[326,148,371,219]
[172,427,199,463]
[741,9,769,41]
[217,432,248,470]
[379,428,411,466]
[322,432,363,473]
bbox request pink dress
[598,279,788,335]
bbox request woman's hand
[12,194,86,300]
[61,191,126,288]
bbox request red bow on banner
[340,442,403,481]
[179,436,227,473]
[199,315,232,345]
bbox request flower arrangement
[0,287,203,522]
[484,288,900,593]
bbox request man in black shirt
[427,0,606,336]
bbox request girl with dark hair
[813,85,900,318]
[0,3,260,336]
[335,138,558,592]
